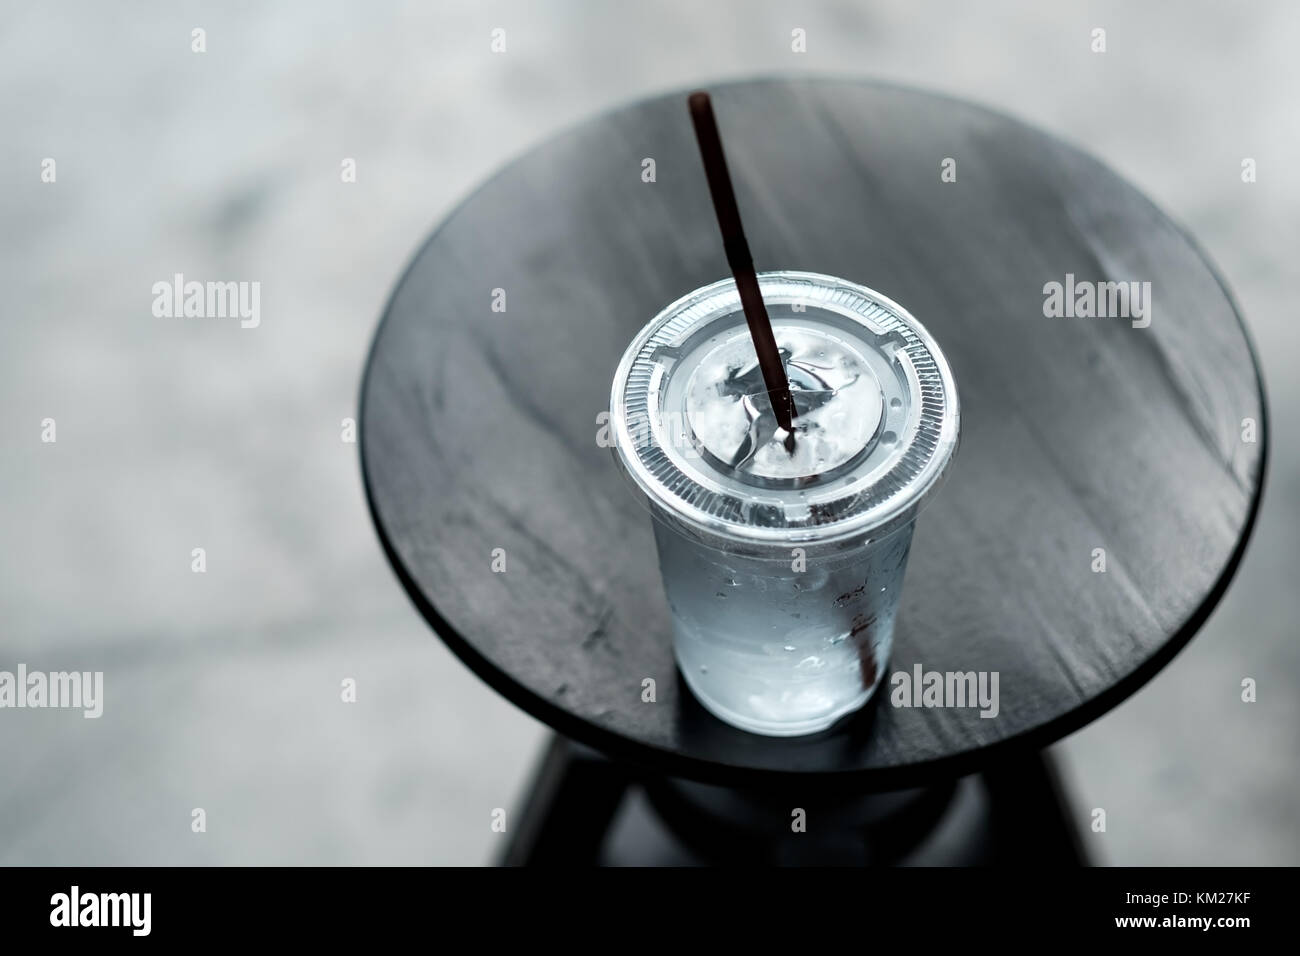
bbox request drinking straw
[688,91,797,434]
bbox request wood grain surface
[359,78,1266,789]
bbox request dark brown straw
[688,91,797,434]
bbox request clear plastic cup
[610,272,960,736]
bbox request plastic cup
[610,272,960,736]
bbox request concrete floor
[0,0,1296,864]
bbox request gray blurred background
[1,0,1296,865]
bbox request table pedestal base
[500,736,1090,866]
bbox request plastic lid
[610,272,960,547]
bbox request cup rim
[610,271,961,548]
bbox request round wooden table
[360,78,1266,849]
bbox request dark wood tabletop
[359,77,1267,790]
